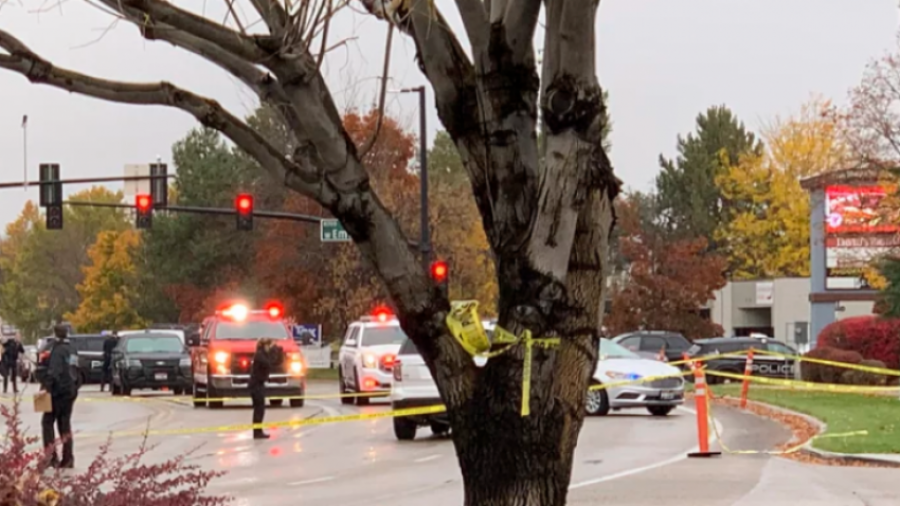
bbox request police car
[337,308,407,406]
[687,337,798,383]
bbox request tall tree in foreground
[657,105,762,242]
[715,99,849,279]
[605,193,726,340]
[0,1,617,503]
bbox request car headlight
[362,353,377,369]
[605,371,641,381]
[179,358,191,367]
[126,359,142,368]
[290,361,304,375]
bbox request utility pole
[22,115,28,191]
[400,85,431,269]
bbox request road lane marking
[414,454,441,463]
[569,406,723,490]
[288,476,335,486]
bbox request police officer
[1,333,25,394]
[41,325,79,469]
[100,331,119,393]
[250,338,284,440]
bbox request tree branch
[500,0,541,65]
[249,0,289,35]
[0,29,327,202]
[454,0,489,53]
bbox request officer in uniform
[250,338,284,440]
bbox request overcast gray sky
[1,0,897,229]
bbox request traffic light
[149,162,168,209]
[236,193,253,231]
[135,194,152,229]
[430,260,449,297]
[39,163,63,230]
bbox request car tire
[207,386,223,409]
[339,367,354,406]
[354,373,370,406]
[647,406,674,417]
[270,399,284,407]
[111,381,121,396]
[393,417,417,441]
[430,422,450,436]
[585,384,610,416]
[122,383,132,396]
[192,383,207,408]
[290,398,304,408]
[172,387,184,396]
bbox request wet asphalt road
[5,381,898,506]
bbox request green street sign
[320,218,350,242]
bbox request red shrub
[817,316,900,370]
[0,399,229,506]
[801,347,863,384]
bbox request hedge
[800,347,863,384]
[816,315,900,370]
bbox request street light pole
[400,86,431,269]
[22,115,28,191]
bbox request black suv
[687,337,798,383]
[111,331,192,396]
[35,334,106,385]
[611,331,693,362]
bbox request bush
[0,400,229,506]
[800,347,863,384]
[817,316,900,370]
[840,359,890,386]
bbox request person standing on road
[250,338,284,440]
[41,325,79,469]
[100,331,119,393]
[1,333,25,394]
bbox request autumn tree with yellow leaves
[67,230,147,333]
[715,99,850,279]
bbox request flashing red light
[136,194,151,211]
[237,194,253,212]
[363,378,377,389]
[265,302,284,319]
[430,260,448,282]
[381,354,396,367]
[241,359,249,368]
[372,305,392,322]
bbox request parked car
[611,331,693,363]
[111,331,193,396]
[686,337,798,383]
[586,338,685,417]
[34,334,106,385]
[338,309,406,406]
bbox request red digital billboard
[825,185,899,234]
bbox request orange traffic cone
[687,358,721,458]
[739,348,755,409]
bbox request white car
[390,320,495,440]
[338,311,407,406]
[586,338,685,417]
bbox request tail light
[393,359,403,382]
[379,354,396,372]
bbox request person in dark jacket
[100,332,119,393]
[249,338,284,440]
[41,325,79,469]
[1,334,25,394]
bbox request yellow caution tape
[705,370,900,394]
[445,301,560,417]
[588,370,693,391]
[752,349,900,377]
[105,404,447,438]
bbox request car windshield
[361,326,407,346]
[600,338,639,359]
[215,320,290,340]
[125,336,184,353]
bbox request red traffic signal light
[136,194,152,211]
[237,194,253,212]
[430,260,448,282]
[236,194,254,231]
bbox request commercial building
[709,277,875,351]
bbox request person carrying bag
[249,338,284,440]
[40,325,80,469]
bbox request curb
[715,396,900,467]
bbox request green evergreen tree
[656,105,762,242]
